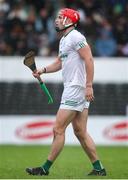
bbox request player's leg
[72,108,106,176]
[26,109,77,176]
[47,109,77,161]
[72,109,98,162]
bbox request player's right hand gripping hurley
[24,51,53,104]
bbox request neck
[63,26,75,36]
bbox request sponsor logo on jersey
[59,53,68,61]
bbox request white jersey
[59,29,88,88]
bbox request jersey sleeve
[72,33,88,51]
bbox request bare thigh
[72,108,88,134]
[54,109,77,133]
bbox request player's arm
[78,45,94,101]
[33,57,62,78]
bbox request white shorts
[59,85,90,112]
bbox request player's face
[55,12,65,31]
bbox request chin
[55,26,60,32]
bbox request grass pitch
[0,145,127,179]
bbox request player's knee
[53,126,64,136]
[74,129,85,140]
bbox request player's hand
[32,68,44,78]
[85,86,94,102]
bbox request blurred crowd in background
[0,0,128,57]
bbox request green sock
[92,160,104,170]
[41,160,53,172]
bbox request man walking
[26,8,106,176]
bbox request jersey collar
[64,28,75,37]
